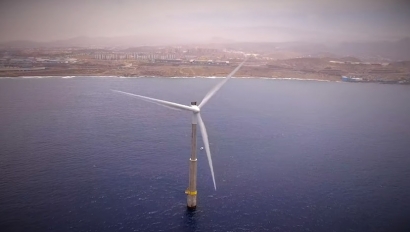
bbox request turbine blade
[199,57,248,108]
[197,113,216,190]
[112,90,195,112]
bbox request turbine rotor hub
[191,105,200,113]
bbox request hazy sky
[0,0,409,43]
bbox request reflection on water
[183,208,198,231]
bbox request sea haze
[0,78,409,231]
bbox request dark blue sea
[1,77,410,232]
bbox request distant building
[341,76,363,82]
[189,60,229,65]
[154,59,182,64]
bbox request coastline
[1,75,408,85]
[1,59,409,85]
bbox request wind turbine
[112,59,247,209]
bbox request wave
[5,75,339,83]
[169,76,195,79]
[19,76,55,79]
[260,77,328,81]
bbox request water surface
[1,78,409,231]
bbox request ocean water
[1,77,409,232]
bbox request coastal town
[1,45,409,84]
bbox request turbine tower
[112,59,246,209]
